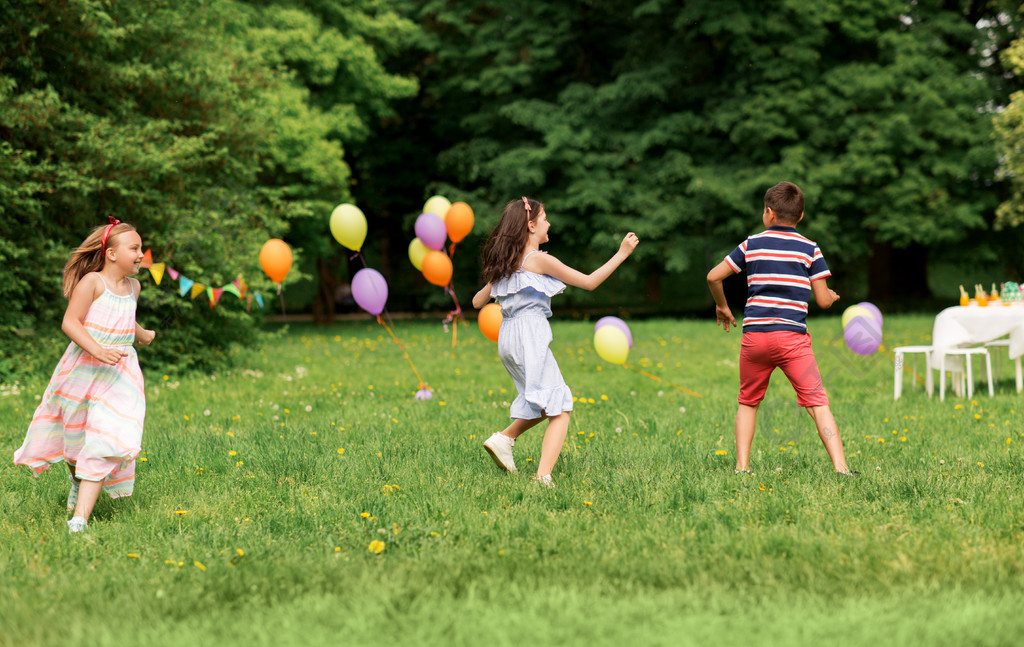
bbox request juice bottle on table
[991,283,1002,306]
[976,284,988,307]
[959,285,969,307]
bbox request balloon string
[277,284,287,320]
[349,251,367,269]
[623,364,702,397]
[377,314,427,390]
[443,283,462,348]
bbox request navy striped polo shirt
[724,226,831,334]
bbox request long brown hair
[481,198,542,284]
[62,222,137,297]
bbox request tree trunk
[313,257,336,324]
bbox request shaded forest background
[3,0,1024,376]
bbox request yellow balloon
[330,203,367,251]
[594,326,629,365]
[408,238,428,271]
[423,195,452,221]
[841,305,873,329]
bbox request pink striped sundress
[13,275,146,498]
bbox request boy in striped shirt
[707,181,855,476]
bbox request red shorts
[738,331,829,407]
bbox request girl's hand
[137,328,156,346]
[94,347,129,365]
[619,233,639,256]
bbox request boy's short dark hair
[764,181,804,224]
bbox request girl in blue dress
[472,197,639,485]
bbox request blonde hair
[62,222,137,297]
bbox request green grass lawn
[2,315,1023,646]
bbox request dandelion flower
[368,540,386,554]
[174,510,188,515]
[194,561,207,571]
[236,548,244,557]
[716,450,727,456]
[127,553,139,559]
[584,501,593,506]
[337,448,345,454]
[229,450,237,456]
[360,512,370,518]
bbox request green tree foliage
[0,0,417,377]
[996,35,1024,230]
[395,0,1021,304]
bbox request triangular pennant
[233,277,247,299]
[222,283,241,298]
[149,263,166,286]
[167,267,179,280]
[212,287,224,305]
[254,292,264,309]
[190,283,206,300]
[140,249,153,269]
[246,294,253,312]
[178,276,194,297]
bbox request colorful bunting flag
[178,276,194,297]
[222,283,241,298]
[167,267,179,280]
[140,249,153,269]
[149,263,165,286]
[254,292,264,309]
[190,283,206,300]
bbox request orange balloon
[478,302,502,342]
[445,202,475,243]
[422,250,452,287]
[260,239,292,284]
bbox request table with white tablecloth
[929,306,1024,398]
[931,305,1024,362]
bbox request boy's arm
[811,278,840,309]
[472,282,493,309]
[706,261,738,332]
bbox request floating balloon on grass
[594,316,632,348]
[329,203,367,252]
[594,325,629,364]
[478,303,502,342]
[844,314,882,355]
[351,268,388,316]
[423,195,452,221]
[408,238,428,271]
[259,239,292,286]
[422,250,453,287]
[415,212,447,251]
[445,202,474,243]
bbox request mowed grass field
[2,314,1023,646]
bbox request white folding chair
[937,347,994,401]
[984,339,1023,393]
[893,345,933,400]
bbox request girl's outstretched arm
[62,274,128,365]
[472,282,493,309]
[528,233,639,291]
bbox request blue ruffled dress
[491,251,574,420]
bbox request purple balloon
[415,212,447,251]
[352,268,388,316]
[595,316,633,348]
[844,315,882,355]
[856,301,883,327]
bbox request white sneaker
[531,474,554,488]
[483,433,517,473]
[67,516,87,533]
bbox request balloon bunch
[331,202,432,399]
[408,195,475,346]
[259,239,293,315]
[593,317,701,397]
[841,302,883,355]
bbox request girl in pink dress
[13,218,156,533]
